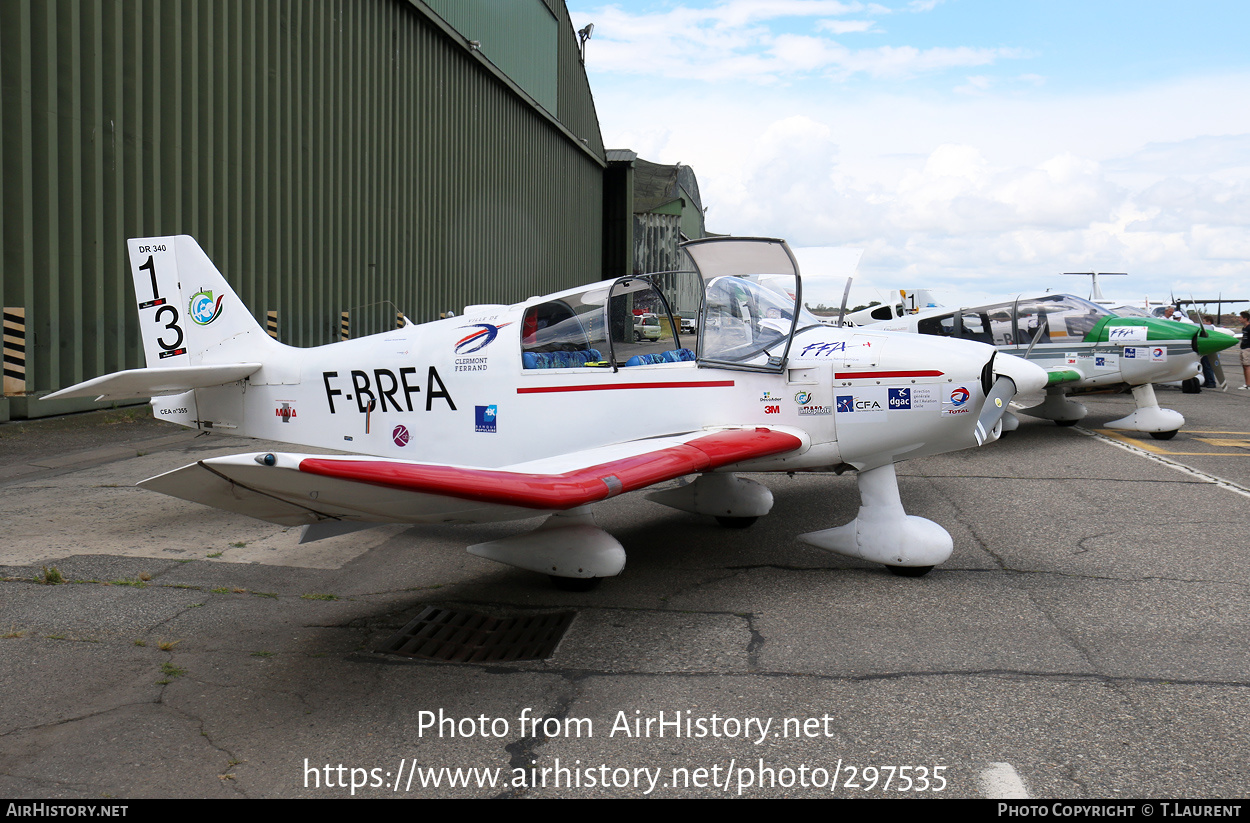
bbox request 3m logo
[764,405,780,414]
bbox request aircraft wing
[139,427,804,528]
[1045,367,1084,386]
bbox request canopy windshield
[682,237,812,372]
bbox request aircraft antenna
[835,277,853,327]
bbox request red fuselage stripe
[298,429,802,510]
[517,380,735,394]
[834,370,944,379]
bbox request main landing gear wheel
[549,575,601,592]
[885,564,934,578]
[715,515,758,529]
[1055,419,1079,427]
[1150,430,1179,441]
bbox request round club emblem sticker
[188,289,224,325]
[392,425,410,447]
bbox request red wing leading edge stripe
[298,429,802,510]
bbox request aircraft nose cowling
[1194,328,1238,356]
[994,352,1048,396]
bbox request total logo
[188,289,223,325]
[948,387,970,407]
[455,323,512,355]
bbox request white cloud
[578,2,1025,83]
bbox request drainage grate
[378,606,575,663]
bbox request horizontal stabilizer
[43,363,262,401]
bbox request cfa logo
[949,387,970,407]
[836,396,882,413]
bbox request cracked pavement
[1,373,1248,798]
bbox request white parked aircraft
[861,293,1237,439]
[48,236,1047,586]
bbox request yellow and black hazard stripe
[267,310,278,339]
[340,311,350,341]
[3,307,26,395]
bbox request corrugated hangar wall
[0,0,606,420]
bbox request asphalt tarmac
[1,356,1247,799]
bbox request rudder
[129,236,270,367]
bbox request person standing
[1240,310,1250,390]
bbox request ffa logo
[189,290,223,325]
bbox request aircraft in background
[861,293,1237,439]
[48,235,1047,585]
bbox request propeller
[975,374,1017,445]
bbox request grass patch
[210,587,230,594]
[229,541,248,548]
[38,566,64,585]
[110,578,147,588]
[206,552,223,559]
[134,639,146,647]
[300,593,340,601]
[4,626,25,639]
[169,584,201,590]
[158,639,182,651]
[156,661,185,685]
[46,634,67,640]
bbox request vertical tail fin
[129,236,273,367]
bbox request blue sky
[567,0,1250,311]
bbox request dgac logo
[794,391,812,404]
[475,404,497,433]
[1124,348,1137,359]
[949,387,970,407]
[392,425,410,447]
[188,289,223,325]
[764,405,780,414]
[888,388,911,409]
[455,323,512,355]
[275,402,296,423]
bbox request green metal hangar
[0,0,611,421]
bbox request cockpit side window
[520,296,610,369]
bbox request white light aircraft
[861,293,1237,439]
[48,236,1047,586]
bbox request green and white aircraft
[858,293,1237,439]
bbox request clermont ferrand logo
[455,323,513,355]
[188,289,224,325]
